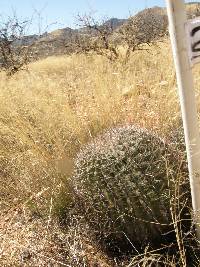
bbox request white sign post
[185,17,200,65]
[166,0,200,239]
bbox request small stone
[20,249,32,262]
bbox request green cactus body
[72,125,189,252]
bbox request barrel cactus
[72,125,190,253]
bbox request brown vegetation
[1,39,200,265]
[1,3,200,265]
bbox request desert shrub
[72,125,190,255]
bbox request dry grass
[0,40,179,210]
[1,38,200,265]
[0,206,113,266]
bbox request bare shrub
[71,14,120,61]
[0,11,56,75]
[72,9,168,63]
[118,7,168,62]
[0,14,35,75]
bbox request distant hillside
[2,3,200,62]
[40,27,78,41]
[78,17,127,36]
[187,1,200,5]
[115,6,168,43]
[27,17,128,58]
[102,18,127,30]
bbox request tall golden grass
[0,40,186,213]
[1,38,200,266]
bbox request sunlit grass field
[1,39,200,265]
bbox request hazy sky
[0,0,198,32]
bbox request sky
[0,0,198,33]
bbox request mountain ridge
[2,2,200,62]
